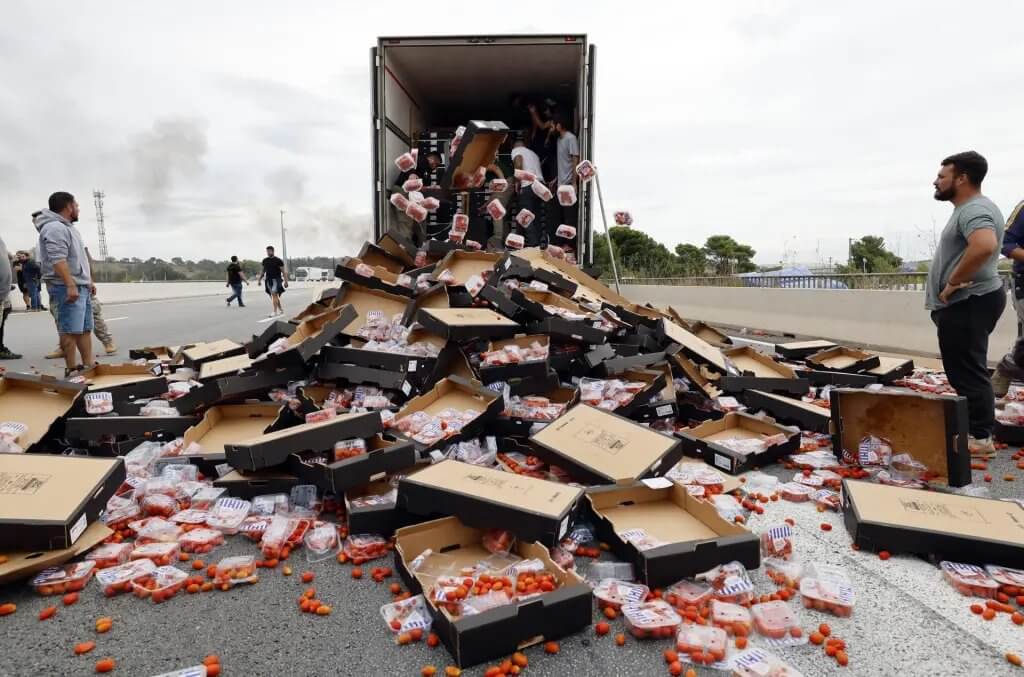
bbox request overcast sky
[2,1,1021,266]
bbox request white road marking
[104,316,128,322]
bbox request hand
[90,284,96,296]
[939,281,966,304]
[66,286,80,303]
[283,280,289,288]
[226,282,230,287]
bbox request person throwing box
[35,191,98,375]
[258,245,288,317]
[926,151,1006,457]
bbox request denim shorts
[264,278,284,295]
[48,284,93,334]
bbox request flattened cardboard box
[775,339,837,361]
[179,404,282,474]
[806,346,881,374]
[398,459,583,547]
[391,377,503,453]
[528,404,683,486]
[0,372,85,452]
[744,390,831,434]
[842,479,1024,567]
[587,482,759,587]
[213,469,304,500]
[416,307,521,342]
[0,520,111,585]
[395,516,590,668]
[677,412,800,475]
[287,434,417,494]
[830,388,970,487]
[329,282,416,339]
[0,454,125,552]
[718,347,809,395]
[224,410,383,471]
[181,339,246,368]
[477,334,550,384]
[64,415,198,442]
[255,304,358,369]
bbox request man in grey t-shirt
[553,113,580,240]
[927,150,1006,454]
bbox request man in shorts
[35,192,97,375]
[258,245,288,317]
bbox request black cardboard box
[528,404,683,486]
[0,454,125,552]
[687,321,733,348]
[319,329,444,378]
[627,364,680,422]
[198,353,254,382]
[830,388,971,487]
[0,372,85,452]
[670,352,724,400]
[492,370,561,398]
[841,479,1024,566]
[607,367,669,419]
[477,282,529,322]
[247,321,297,358]
[397,459,584,547]
[0,521,112,586]
[441,120,509,191]
[345,464,426,536]
[334,257,415,297]
[181,339,246,369]
[677,412,800,475]
[129,345,178,362]
[866,356,915,384]
[390,377,503,453]
[179,404,283,474]
[287,434,418,494]
[798,369,879,388]
[492,386,579,438]
[316,362,410,392]
[64,415,198,443]
[255,304,358,368]
[370,232,417,268]
[213,469,304,499]
[659,319,730,375]
[416,307,521,342]
[718,347,809,395]
[75,364,169,408]
[394,515,591,668]
[330,282,417,339]
[995,421,1024,446]
[224,411,383,471]
[806,346,882,374]
[743,390,831,434]
[586,482,759,587]
[593,347,674,377]
[774,339,837,361]
[478,334,550,384]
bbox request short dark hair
[230,255,238,262]
[427,151,442,163]
[266,245,274,251]
[554,112,571,130]
[31,210,42,218]
[942,151,988,186]
[48,192,75,212]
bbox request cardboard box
[320,329,444,376]
[841,479,1024,566]
[0,372,84,451]
[329,282,416,338]
[345,465,425,536]
[659,319,730,375]
[442,119,509,191]
[677,412,800,475]
[867,356,915,384]
[256,304,358,369]
[610,367,670,419]
[806,346,882,373]
[627,363,680,422]
[199,353,254,381]
[416,307,521,341]
[316,362,410,392]
[478,334,550,384]
[799,369,879,388]
[830,388,970,487]
[290,299,333,323]
[528,404,684,485]
[670,353,723,400]
[213,469,304,499]
[498,370,561,398]
[247,321,296,358]
[586,482,759,587]
[719,347,809,395]
[433,250,501,287]
[215,362,309,403]
[775,339,837,361]
[688,321,733,348]
[499,250,579,296]
[77,363,168,402]
[334,257,415,297]
[0,520,112,585]
[64,415,198,442]
[364,235,415,270]
[995,421,1024,446]
[181,339,246,368]
[394,515,591,668]
[287,434,418,494]
[477,282,530,321]
[593,347,674,377]
[743,390,831,434]
[129,345,178,362]
[492,386,580,438]
[0,454,125,552]
[224,411,383,471]
[510,289,610,346]
[179,404,282,473]
[391,377,503,452]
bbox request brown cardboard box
[842,479,1024,566]
[328,282,416,338]
[0,373,84,451]
[528,404,683,485]
[806,346,881,373]
[180,404,282,471]
[677,412,800,475]
[199,353,254,381]
[416,307,521,341]
[866,356,915,384]
[671,352,723,400]
[256,303,357,367]
[433,250,502,286]
[0,521,112,585]
[335,257,415,297]
[478,334,550,384]
[719,346,808,395]
[775,339,837,361]
[744,390,831,434]
[587,482,759,587]
[287,434,418,494]
[0,454,124,552]
[830,388,970,486]
[181,339,246,368]
[390,377,503,452]
[660,319,730,375]
[398,459,583,546]
[689,321,733,348]
[213,468,304,499]
[394,515,591,668]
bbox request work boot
[969,436,997,459]
[0,348,22,360]
[992,367,1011,398]
[103,342,118,355]
[45,347,64,359]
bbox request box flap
[0,455,122,525]
[723,347,796,379]
[421,307,520,328]
[0,373,83,448]
[661,320,729,373]
[183,339,243,362]
[0,520,111,585]
[199,353,253,380]
[81,363,161,388]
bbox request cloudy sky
[2,1,1021,266]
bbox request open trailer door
[583,43,597,266]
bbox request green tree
[843,236,902,273]
[593,227,683,278]
[702,235,757,274]
[674,244,708,276]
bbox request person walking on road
[17,251,44,310]
[926,151,1006,457]
[990,200,1024,397]
[225,255,248,307]
[35,192,99,375]
[258,245,288,317]
[0,237,22,360]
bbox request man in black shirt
[225,255,248,308]
[257,246,288,317]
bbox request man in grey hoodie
[0,236,21,360]
[36,192,97,373]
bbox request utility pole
[93,189,109,260]
[279,210,289,279]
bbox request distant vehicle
[294,266,330,282]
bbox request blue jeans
[227,283,244,306]
[26,280,41,309]
[48,283,93,335]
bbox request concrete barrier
[621,284,1018,364]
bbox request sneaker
[992,368,1011,398]
[238,303,246,308]
[45,347,64,359]
[103,342,118,355]
[0,348,22,360]
[226,298,232,306]
[969,436,997,458]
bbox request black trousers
[0,305,9,349]
[931,288,1007,438]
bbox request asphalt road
[1,294,1023,675]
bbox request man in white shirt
[511,137,546,246]
[553,113,580,235]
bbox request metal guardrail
[620,271,1014,291]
